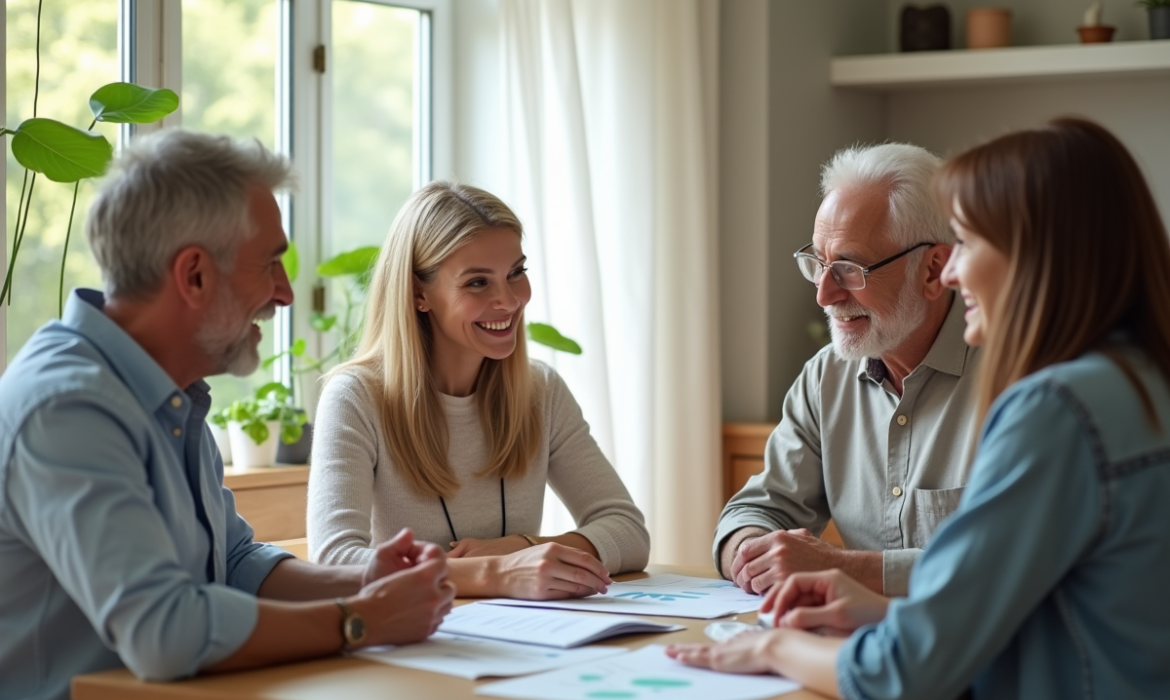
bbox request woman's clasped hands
[449,536,613,600]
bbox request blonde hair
[934,118,1170,429]
[333,182,542,498]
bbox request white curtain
[499,0,721,567]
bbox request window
[4,0,119,365]
[3,0,449,420]
[182,0,280,407]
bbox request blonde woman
[308,182,650,599]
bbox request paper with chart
[439,602,684,648]
[482,575,765,619]
[475,644,800,700]
[355,632,627,679]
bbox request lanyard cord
[440,478,506,543]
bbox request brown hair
[934,117,1170,427]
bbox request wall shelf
[831,40,1170,90]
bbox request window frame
[0,0,452,404]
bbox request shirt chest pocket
[908,486,966,548]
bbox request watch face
[348,615,366,644]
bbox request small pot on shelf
[228,420,281,469]
[1077,25,1116,43]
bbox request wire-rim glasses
[793,242,933,291]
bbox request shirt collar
[856,292,973,383]
[63,288,205,413]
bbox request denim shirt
[0,290,292,700]
[837,348,1170,700]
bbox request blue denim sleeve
[208,440,294,594]
[6,396,260,680]
[836,380,1101,700]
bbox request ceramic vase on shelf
[966,7,1011,49]
[228,420,280,469]
[1151,7,1170,40]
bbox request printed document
[476,644,800,700]
[483,574,764,619]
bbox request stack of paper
[439,602,684,647]
[483,574,765,619]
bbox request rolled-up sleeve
[218,476,293,594]
[6,397,259,680]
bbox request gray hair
[87,128,295,299]
[820,143,952,248]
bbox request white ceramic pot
[227,420,280,469]
[208,423,233,465]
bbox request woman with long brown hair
[667,118,1170,698]
[308,181,649,599]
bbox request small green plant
[218,382,308,446]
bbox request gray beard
[195,290,273,377]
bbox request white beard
[825,273,928,361]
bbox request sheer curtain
[499,0,720,567]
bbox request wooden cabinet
[223,465,308,542]
[721,423,843,549]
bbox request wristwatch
[335,598,366,651]
[519,533,540,548]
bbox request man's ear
[171,246,218,310]
[921,244,953,302]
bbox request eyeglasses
[793,242,933,291]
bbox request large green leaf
[527,322,583,355]
[318,246,380,277]
[10,118,112,183]
[283,241,300,283]
[89,83,179,124]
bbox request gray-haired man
[714,144,980,597]
[0,129,454,700]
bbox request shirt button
[896,415,908,426]
[171,396,182,408]
[892,486,903,497]
[172,427,182,437]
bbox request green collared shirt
[714,293,981,595]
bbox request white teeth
[477,318,513,331]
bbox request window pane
[331,1,420,256]
[182,0,279,408]
[5,0,119,365]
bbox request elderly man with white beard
[714,144,980,597]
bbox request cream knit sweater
[307,361,650,573]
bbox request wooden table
[72,566,829,700]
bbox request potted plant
[1138,0,1170,39]
[219,382,308,469]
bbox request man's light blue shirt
[0,289,292,700]
[837,348,1170,699]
